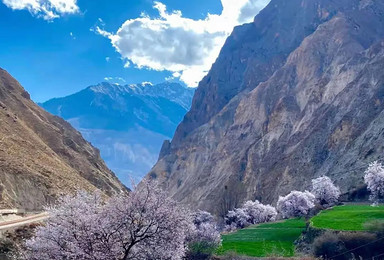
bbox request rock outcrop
[0,68,126,210]
[149,0,384,215]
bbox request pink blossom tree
[242,200,277,224]
[364,161,384,205]
[225,200,277,230]
[20,180,193,260]
[277,191,315,219]
[225,208,251,230]
[192,210,215,227]
[186,210,221,259]
[311,176,341,207]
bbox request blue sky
[0,0,269,102]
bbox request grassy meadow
[218,218,306,257]
[217,204,384,257]
[311,204,384,231]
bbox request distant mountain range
[40,82,194,185]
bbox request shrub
[339,232,380,258]
[313,231,384,260]
[364,219,384,237]
[0,224,39,259]
[312,231,346,260]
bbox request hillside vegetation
[218,205,384,258]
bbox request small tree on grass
[186,210,221,260]
[20,180,193,260]
[225,200,277,230]
[225,208,249,230]
[364,161,384,206]
[242,200,277,224]
[277,191,315,219]
[311,176,341,207]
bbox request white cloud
[2,0,79,20]
[141,81,153,86]
[106,57,110,62]
[96,0,270,87]
[104,77,126,83]
[238,0,270,23]
[165,72,181,81]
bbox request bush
[313,231,346,260]
[312,231,384,260]
[339,232,380,259]
[364,219,384,237]
[0,224,38,258]
[186,242,217,260]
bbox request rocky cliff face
[149,0,384,215]
[0,69,126,210]
[40,82,194,185]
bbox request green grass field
[218,218,306,257]
[217,205,384,257]
[311,204,384,231]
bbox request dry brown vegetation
[0,68,126,210]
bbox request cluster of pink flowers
[277,190,316,219]
[311,176,341,207]
[21,180,193,260]
[364,161,384,205]
[225,200,277,230]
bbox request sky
[0,0,270,102]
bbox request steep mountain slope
[0,68,126,210]
[41,82,194,184]
[149,0,384,215]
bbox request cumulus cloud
[238,0,270,23]
[96,0,270,87]
[2,0,79,20]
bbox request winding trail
[0,212,48,231]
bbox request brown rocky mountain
[0,68,126,210]
[149,0,384,215]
